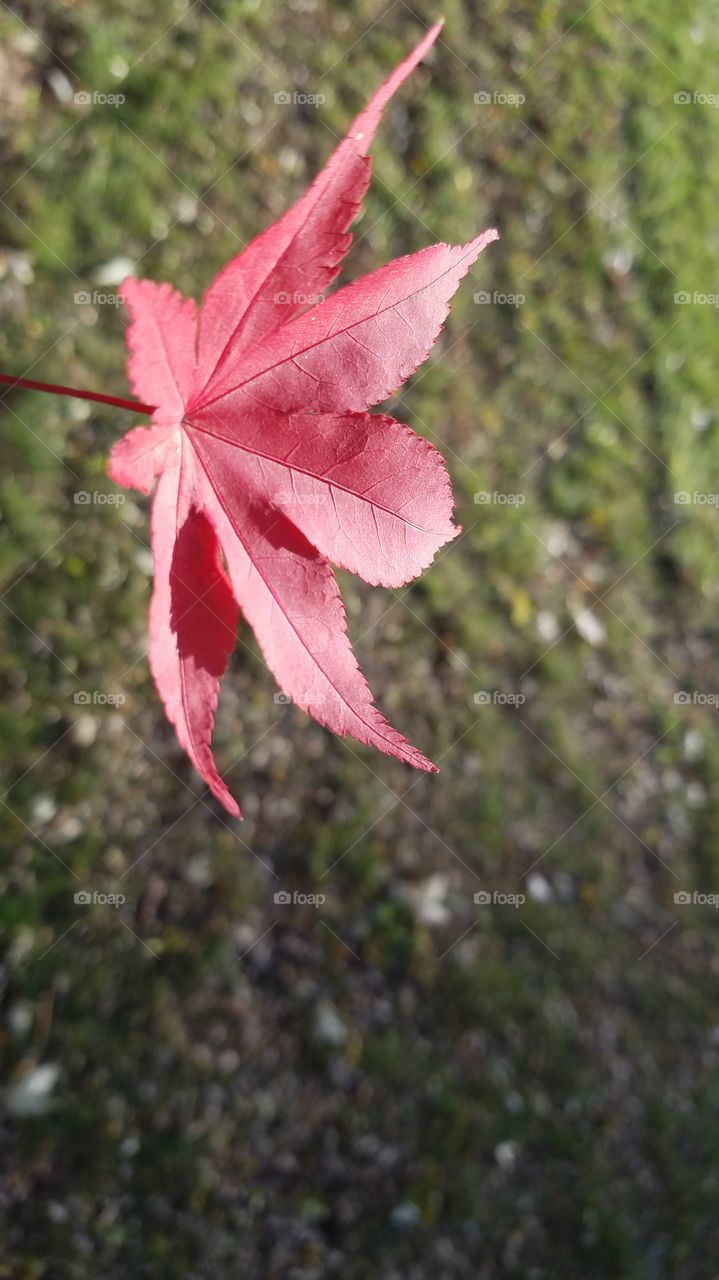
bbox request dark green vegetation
[2,1,719,1275]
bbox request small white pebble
[7,1063,60,1116]
[30,795,56,825]
[313,1000,347,1047]
[536,610,559,643]
[390,1201,421,1228]
[572,608,606,648]
[686,781,707,809]
[526,872,554,904]
[494,1140,517,1171]
[72,715,97,748]
[93,256,135,286]
[684,729,704,762]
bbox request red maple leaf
[108,23,498,817]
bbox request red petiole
[0,372,154,415]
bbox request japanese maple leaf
[109,22,498,818]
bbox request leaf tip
[209,777,242,820]
[416,20,443,58]
[471,228,500,253]
[223,795,243,820]
[405,746,439,774]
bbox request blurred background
[2,1,719,1275]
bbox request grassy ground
[2,0,719,1275]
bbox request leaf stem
[0,372,154,415]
